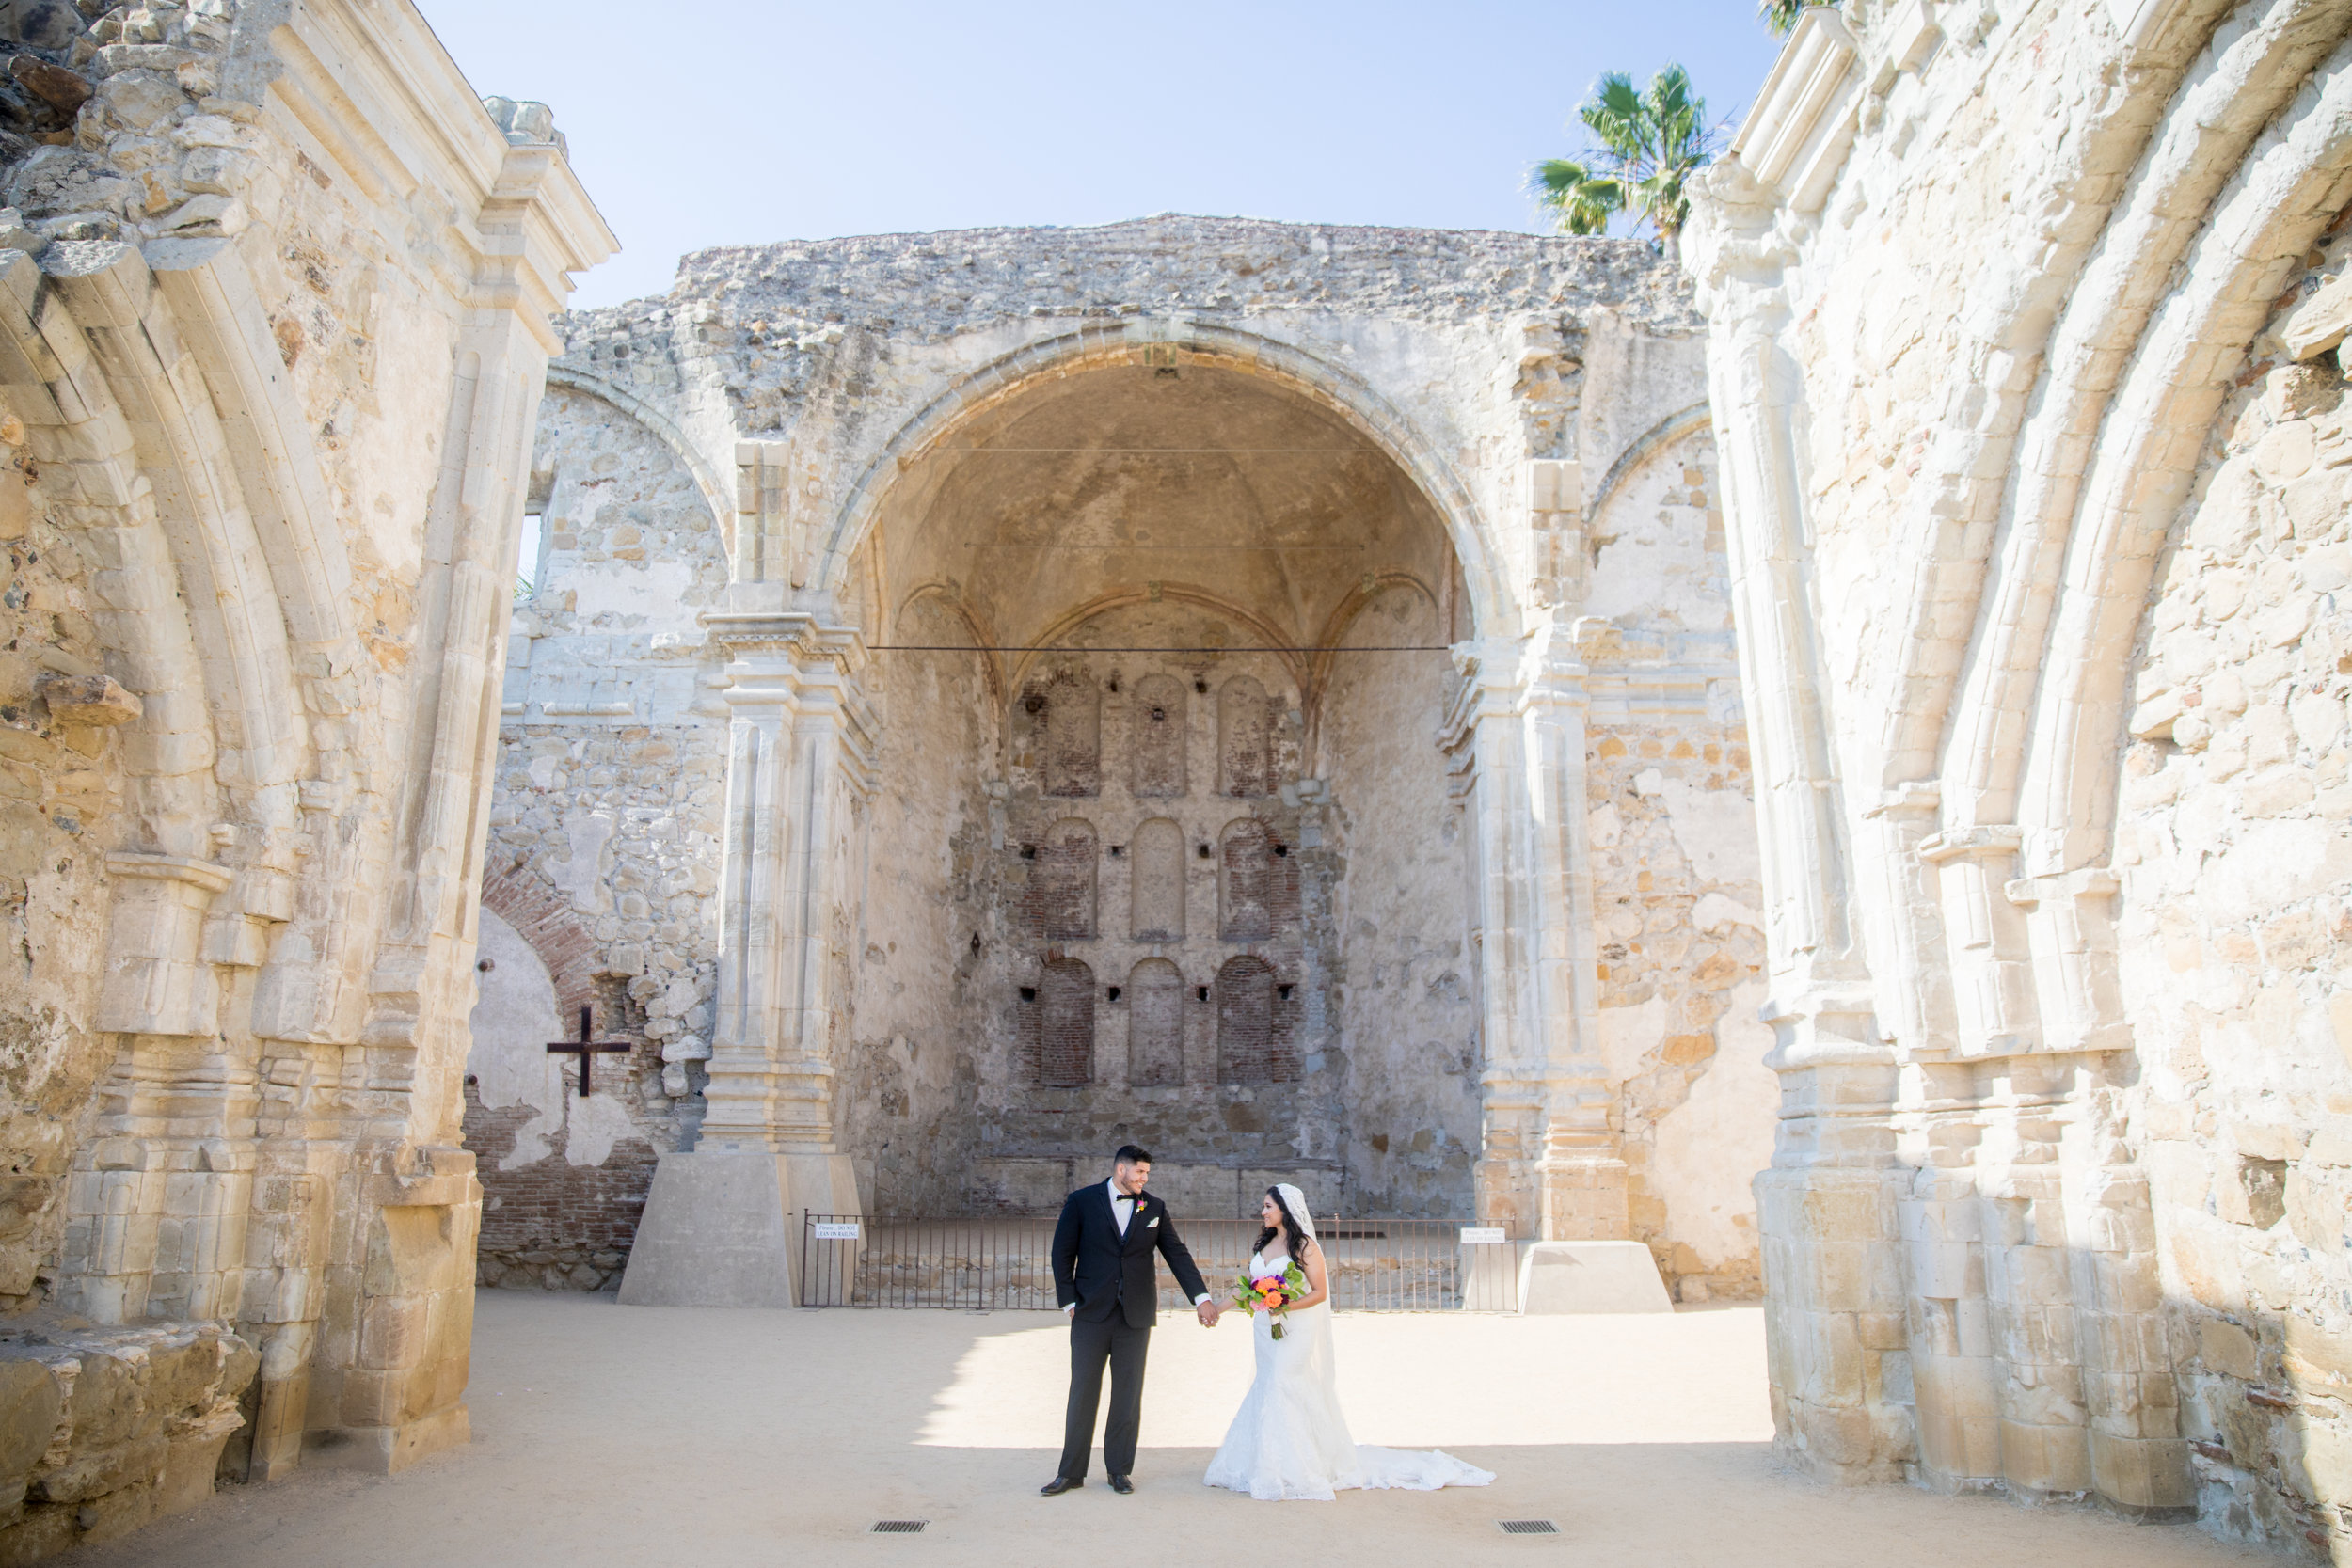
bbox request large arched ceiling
[871,363,1458,649]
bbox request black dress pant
[1059,1310,1150,1480]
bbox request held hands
[1196,1298,1222,1327]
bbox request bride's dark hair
[1252,1186,1314,1267]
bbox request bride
[1204,1184,1496,1501]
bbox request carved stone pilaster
[616,612,870,1307]
[1445,625,1621,1243]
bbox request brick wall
[1031,957,1096,1086]
[1216,954,1296,1083]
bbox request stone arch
[1129,673,1188,797]
[1216,954,1292,1083]
[1219,817,1291,942]
[544,365,736,564]
[1878,22,2352,807]
[528,381,727,639]
[1005,588,1308,698]
[813,320,1514,641]
[1871,31,2352,1065]
[1126,958,1184,1086]
[1582,402,1712,525]
[2021,72,2352,877]
[1025,818,1098,941]
[893,581,1006,711]
[1032,956,1096,1086]
[1217,676,1274,798]
[1129,817,1185,942]
[1300,570,1443,738]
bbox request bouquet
[1232,1259,1311,1339]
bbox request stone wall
[528,214,1777,1309]
[0,0,610,1555]
[1687,0,2352,1553]
[2124,347,2352,1549]
[0,1318,254,1560]
[463,381,725,1289]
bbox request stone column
[1450,626,1637,1251]
[618,612,871,1307]
[1703,274,1913,1480]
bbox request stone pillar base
[303,1404,469,1475]
[616,1149,861,1307]
[1516,1240,1673,1313]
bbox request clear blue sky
[424,3,1787,311]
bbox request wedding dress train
[1203,1243,1496,1502]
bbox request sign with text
[812,1222,862,1241]
[1458,1227,1507,1245]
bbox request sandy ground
[70,1292,2280,1568]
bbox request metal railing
[798,1212,1526,1312]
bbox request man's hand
[1196,1299,1222,1327]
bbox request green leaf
[1529,61,1723,247]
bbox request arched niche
[1218,675,1273,798]
[1130,673,1188,797]
[1219,817,1289,942]
[1032,957,1096,1086]
[1126,958,1184,1087]
[1026,818,1098,941]
[1025,667,1101,798]
[1129,817,1185,942]
[1216,955,1291,1084]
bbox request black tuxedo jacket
[1051,1182,1211,1329]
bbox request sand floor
[68,1291,2281,1568]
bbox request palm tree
[1760,0,1807,34]
[1531,65,1719,261]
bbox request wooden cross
[547,1006,630,1098]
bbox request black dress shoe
[1107,1475,1135,1495]
[1040,1476,1083,1497]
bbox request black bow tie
[1117,1194,1137,1203]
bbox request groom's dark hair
[1113,1144,1152,1167]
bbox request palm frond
[1535,63,1720,245]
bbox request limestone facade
[1689,0,2352,1554]
[0,0,609,1556]
[472,217,1779,1307]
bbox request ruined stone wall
[836,604,990,1218]
[0,0,610,1548]
[1687,0,2352,1551]
[1580,421,1769,1301]
[0,420,110,1303]
[465,383,724,1287]
[2123,345,2352,1549]
[1320,591,1482,1219]
[552,216,1772,1309]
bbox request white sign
[1458,1227,1507,1245]
[812,1222,862,1241]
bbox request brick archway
[478,863,602,1023]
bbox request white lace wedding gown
[1203,1248,1496,1501]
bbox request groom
[1042,1145,1219,1496]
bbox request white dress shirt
[1066,1178,1213,1311]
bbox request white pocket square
[1147,1217,1160,1227]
